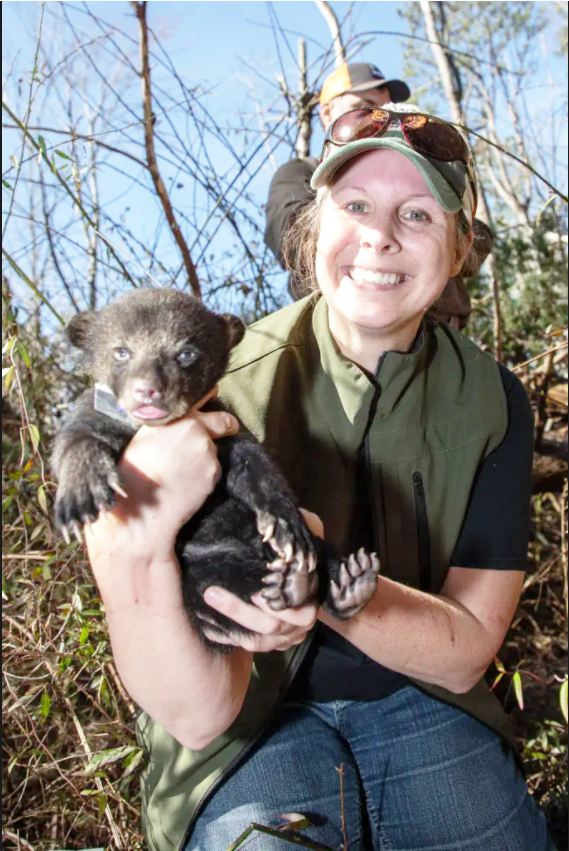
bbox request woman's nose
[360,221,399,253]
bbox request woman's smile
[343,266,410,287]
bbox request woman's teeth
[350,268,405,286]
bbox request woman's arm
[85,410,253,750]
[85,408,317,750]
[318,567,524,693]
[82,409,263,751]
[204,551,524,694]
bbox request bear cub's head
[66,289,245,425]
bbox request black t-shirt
[288,364,534,702]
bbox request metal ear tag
[94,383,138,428]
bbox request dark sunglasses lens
[331,108,390,144]
[403,117,468,162]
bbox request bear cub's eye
[177,349,198,367]
[113,347,130,362]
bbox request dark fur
[52,288,379,651]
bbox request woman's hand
[201,507,324,652]
[101,394,239,550]
[201,587,318,652]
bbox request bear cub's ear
[65,312,96,351]
[220,313,245,349]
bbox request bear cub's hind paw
[324,549,380,620]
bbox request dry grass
[2,484,145,850]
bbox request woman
[85,105,554,851]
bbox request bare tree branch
[132,1,201,297]
[314,0,345,68]
[296,39,315,159]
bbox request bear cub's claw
[256,510,317,574]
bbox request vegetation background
[2,1,567,849]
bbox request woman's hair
[282,190,479,296]
[282,190,330,296]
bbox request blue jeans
[187,686,555,851]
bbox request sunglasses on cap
[324,107,471,164]
[321,106,478,220]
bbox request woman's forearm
[320,569,523,693]
[84,410,254,750]
[87,515,252,750]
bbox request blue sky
[2,2,567,320]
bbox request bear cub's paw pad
[327,549,380,619]
[259,554,319,610]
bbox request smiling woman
[83,105,556,851]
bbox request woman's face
[315,149,468,356]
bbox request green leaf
[84,745,137,775]
[489,671,504,691]
[30,523,45,542]
[37,134,48,164]
[3,365,15,392]
[79,625,89,646]
[18,340,31,367]
[512,671,524,711]
[2,179,12,191]
[37,485,49,515]
[560,680,568,725]
[494,656,506,674]
[40,690,51,721]
[97,794,108,818]
[121,747,144,778]
[54,149,71,160]
[28,423,40,454]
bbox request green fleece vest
[137,295,512,851]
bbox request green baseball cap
[311,103,477,224]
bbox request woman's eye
[403,209,430,223]
[346,201,368,214]
[177,350,198,366]
[113,348,130,361]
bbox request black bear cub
[52,288,379,651]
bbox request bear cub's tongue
[133,405,169,420]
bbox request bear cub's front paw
[259,552,320,610]
[256,507,317,574]
[54,445,126,541]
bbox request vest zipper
[412,471,432,592]
[178,635,314,850]
[357,353,388,551]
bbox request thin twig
[2,829,36,850]
[561,480,568,621]
[512,342,568,373]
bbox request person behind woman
[85,104,555,851]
